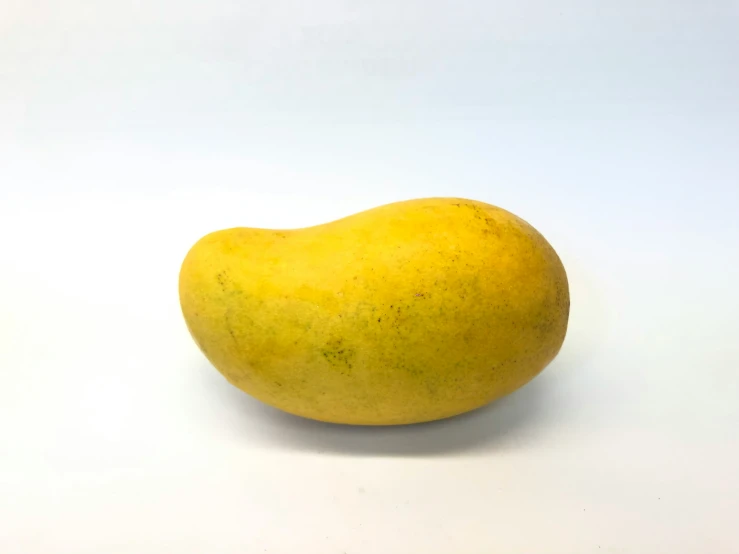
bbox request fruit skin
[179,197,569,425]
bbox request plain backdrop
[1,1,738,552]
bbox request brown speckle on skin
[216,272,227,291]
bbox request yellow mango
[179,198,569,425]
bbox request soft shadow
[195,261,603,457]
[197,351,583,457]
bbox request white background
[1,1,738,552]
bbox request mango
[179,198,569,425]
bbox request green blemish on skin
[321,345,355,371]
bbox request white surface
[1,1,738,552]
